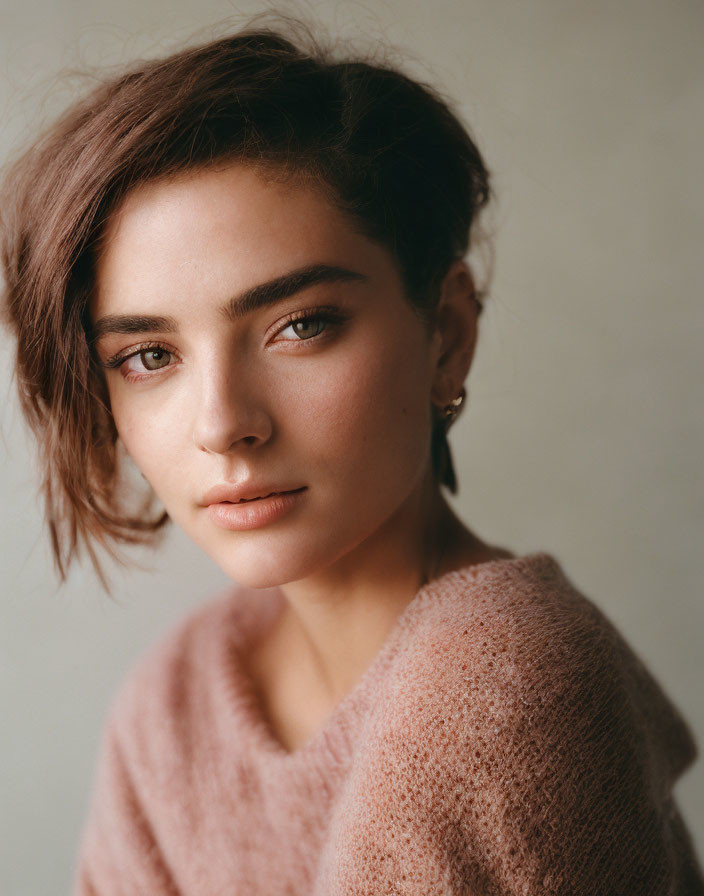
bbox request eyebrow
[89,263,368,343]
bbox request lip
[203,484,307,531]
[201,482,306,506]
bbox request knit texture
[73,552,703,895]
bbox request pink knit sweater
[73,552,703,894]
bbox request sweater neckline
[217,551,557,766]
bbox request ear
[429,259,480,409]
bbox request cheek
[283,333,432,482]
[106,388,185,491]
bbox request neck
[270,465,498,704]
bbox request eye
[120,346,175,379]
[280,316,328,340]
[100,341,178,382]
[120,346,175,377]
[272,307,349,344]
[138,348,172,370]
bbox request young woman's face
[91,163,445,587]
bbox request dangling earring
[430,386,467,496]
[441,386,466,429]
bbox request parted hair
[0,15,491,587]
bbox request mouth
[224,489,301,504]
[202,484,307,506]
[205,486,307,531]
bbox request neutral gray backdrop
[1,1,702,893]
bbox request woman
[1,19,702,895]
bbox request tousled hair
[0,15,491,588]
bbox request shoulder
[390,552,603,704]
[400,551,649,700]
[381,552,697,780]
[99,584,272,772]
[109,587,235,714]
[353,554,703,894]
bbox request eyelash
[99,305,349,383]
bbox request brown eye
[140,348,171,370]
[292,317,326,339]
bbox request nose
[192,357,272,455]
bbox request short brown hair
[0,16,491,587]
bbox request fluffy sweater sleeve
[72,554,703,895]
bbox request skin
[91,162,511,750]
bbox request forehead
[98,164,342,259]
[92,162,400,316]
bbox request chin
[207,539,326,590]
